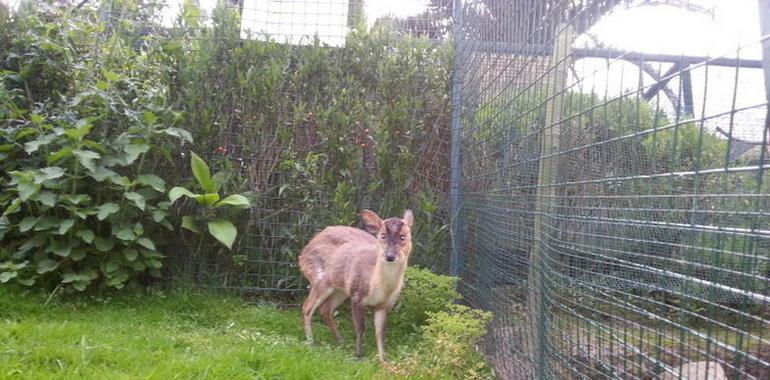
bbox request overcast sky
[3,0,767,141]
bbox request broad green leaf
[207,219,237,249]
[3,198,22,216]
[72,281,89,291]
[17,180,40,201]
[90,166,120,182]
[81,268,98,280]
[29,113,44,124]
[61,273,78,283]
[37,191,57,207]
[37,259,58,274]
[137,237,155,250]
[215,194,251,208]
[160,128,193,143]
[104,258,120,273]
[181,215,199,233]
[146,258,163,269]
[151,210,166,223]
[18,217,39,232]
[65,119,93,140]
[110,175,131,187]
[124,249,139,261]
[17,277,35,286]
[0,271,17,283]
[34,217,59,231]
[95,236,114,252]
[74,149,100,172]
[49,240,73,257]
[82,139,105,152]
[76,229,95,243]
[124,143,150,165]
[133,223,144,236]
[96,80,109,91]
[113,225,136,241]
[136,174,165,192]
[58,219,75,235]
[97,203,120,221]
[106,272,129,288]
[101,68,122,82]
[190,151,216,193]
[61,194,90,205]
[142,111,158,125]
[169,186,195,204]
[47,147,73,164]
[70,248,86,261]
[193,193,220,206]
[125,192,146,211]
[18,233,46,252]
[24,134,56,154]
[34,166,66,184]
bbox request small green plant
[398,304,493,379]
[391,266,461,331]
[169,152,251,250]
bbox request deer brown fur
[298,209,414,362]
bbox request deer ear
[360,210,383,235]
[402,209,414,227]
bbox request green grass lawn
[0,287,422,379]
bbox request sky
[571,0,766,142]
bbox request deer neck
[370,258,406,298]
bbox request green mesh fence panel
[451,1,770,379]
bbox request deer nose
[385,253,397,262]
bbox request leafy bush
[397,304,493,379]
[1,1,454,292]
[391,266,461,330]
[383,267,492,379]
[0,3,190,291]
[158,3,454,280]
[168,151,251,250]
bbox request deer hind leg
[318,290,348,344]
[302,283,334,344]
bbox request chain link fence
[451,0,770,378]
[78,0,454,301]
[28,0,770,377]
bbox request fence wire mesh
[452,0,770,379]
[72,0,454,301]
[21,0,770,377]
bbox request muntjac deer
[298,209,414,362]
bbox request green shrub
[399,304,493,379]
[1,1,455,292]
[391,266,461,331]
[168,151,251,250]
[0,4,190,291]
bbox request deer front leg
[373,308,389,363]
[351,301,366,358]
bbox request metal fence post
[760,0,770,102]
[528,22,573,379]
[449,0,465,277]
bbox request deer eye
[400,235,406,241]
[381,235,387,240]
